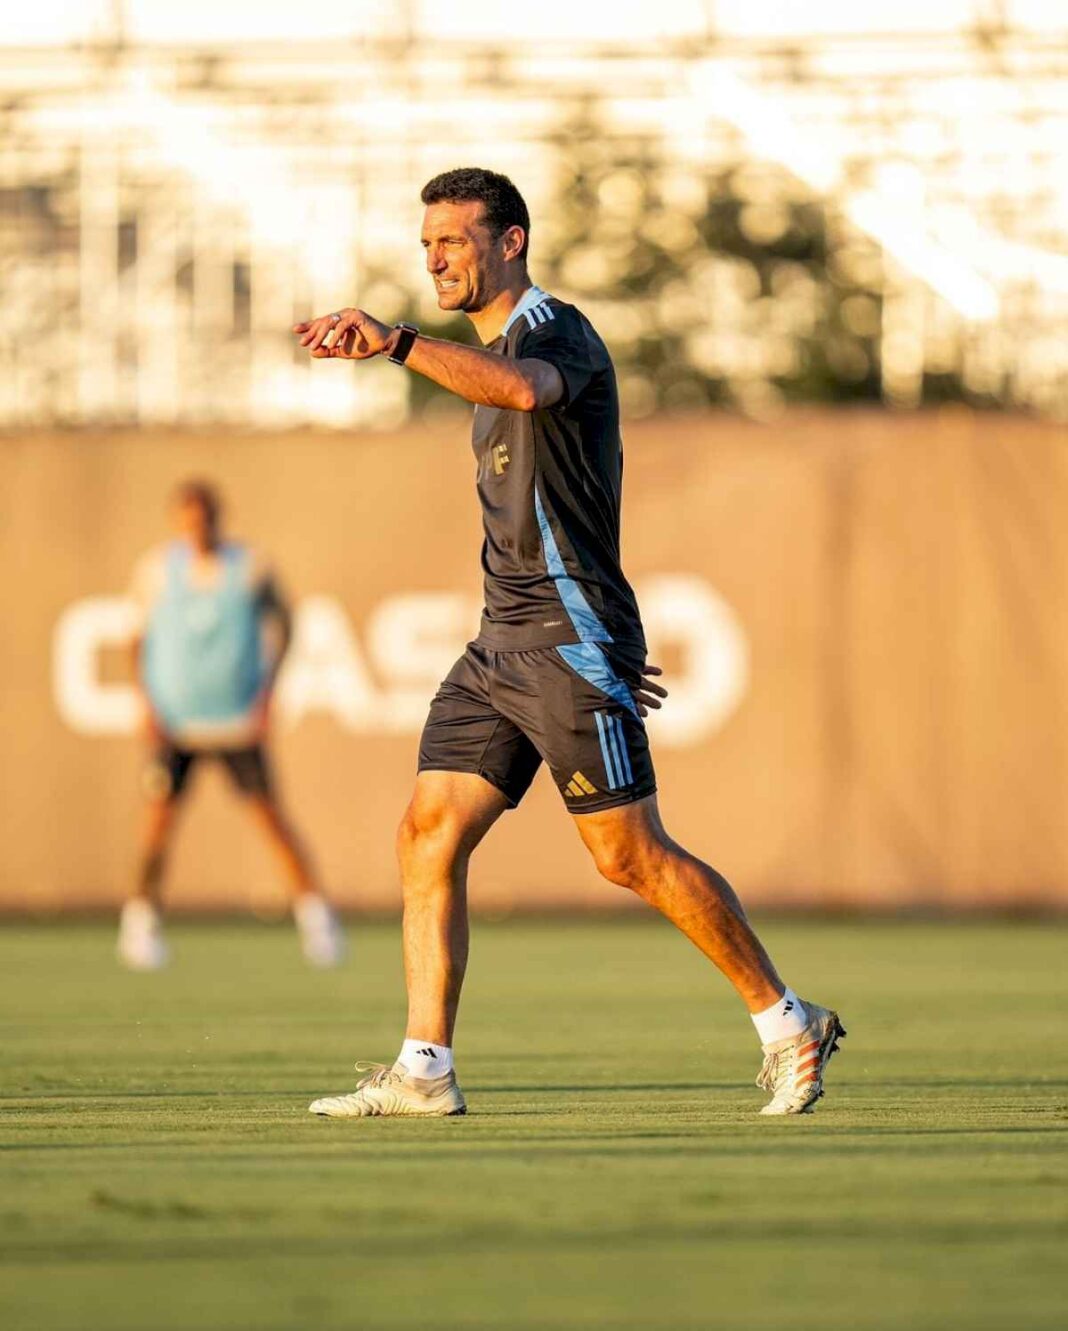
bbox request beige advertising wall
[2,408,1067,913]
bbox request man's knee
[591,836,657,894]
[396,797,467,874]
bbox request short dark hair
[173,478,221,522]
[420,167,530,261]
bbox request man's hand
[139,694,167,745]
[292,309,562,411]
[292,308,391,360]
[632,664,668,718]
[251,688,273,741]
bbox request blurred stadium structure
[4,3,1068,916]
[3,1,1068,428]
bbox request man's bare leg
[245,793,344,966]
[245,794,319,898]
[119,795,182,969]
[307,771,507,1116]
[573,793,783,1012]
[396,771,510,1046]
[133,795,181,906]
[574,793,845,1114]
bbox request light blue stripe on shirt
[534,488,612,645]
[501,285,550,337]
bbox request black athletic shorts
[418,640,657,813]
[144,742,272,801]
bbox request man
[118,480,344,971]
[294,168,843,1116]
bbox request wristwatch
[386,323,419,365]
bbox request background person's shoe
[294,893,346,968]
[757,1002,845,1115]
[117,899,169,971]
[309,1061,467,1118]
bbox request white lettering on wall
[53,597,142,735]
[274,594,378,728]
[364,592,476,732]
[638,574,749,745]
[52,578,749,748]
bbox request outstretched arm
[251,574,292,737]
[128,631,164,743]
[292,308,564,411]
[257,576,293,689]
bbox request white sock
[293,893,331,927]
[399,1039,454,1079]
[751,988,807,1045]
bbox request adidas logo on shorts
[565,772,598,798]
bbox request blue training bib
[143,541,265,731]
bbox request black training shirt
[471,287,645,652]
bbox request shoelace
[353,1061,401,1090]
[755,1044,797,1096]
[756,1052,777,1092]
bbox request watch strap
[387,323,419,365]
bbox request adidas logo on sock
[416,1047,436,1058]
[782,1000,794,1014]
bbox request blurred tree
[349,269,476,418]
[536,103,889,417]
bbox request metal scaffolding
[2,11,1067,425]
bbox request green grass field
[2,917,1066,1331]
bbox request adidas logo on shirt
[522,300,555,330]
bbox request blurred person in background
[293,167,843,1118]
[117,479,344,971]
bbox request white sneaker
[756,1001,845,1116]
[294,893,346,968]
[309,1061,467,1118]
[117,899,169,971]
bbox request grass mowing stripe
[1,918,1066,1331]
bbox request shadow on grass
[5,1076,1068,1104]
[6,1210,1066,1269]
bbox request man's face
[173,497,218,549]
[421,200,515,313]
